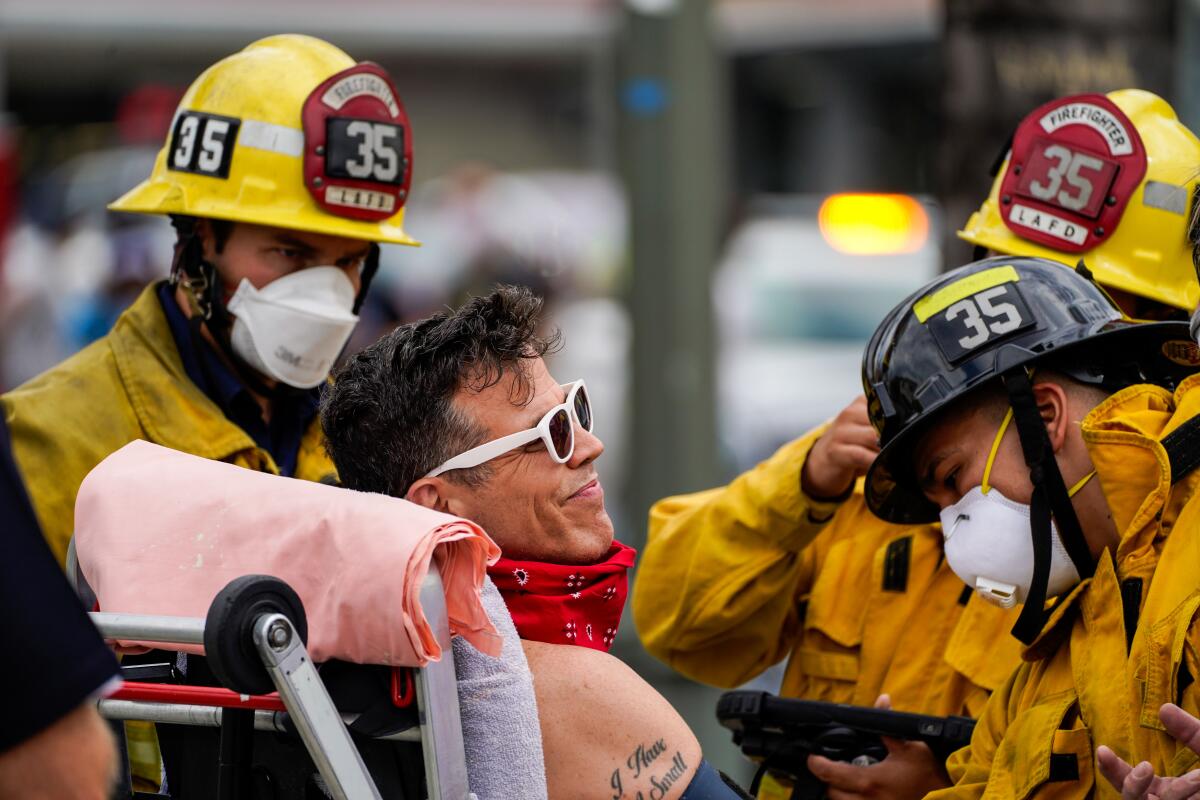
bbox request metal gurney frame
[84,562,475,800]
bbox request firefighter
[632,89,1200,798]
[862,255,1200,798]
[3,34,417,562]
[1,34,417,788]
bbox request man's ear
[192,218,217,261]
[406,478,453,514]
[1032,381,1070,453]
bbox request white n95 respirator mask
[938,407,1093,608]
[940,486,1082,608]
[226,267,360,390]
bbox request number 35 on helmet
[861,255,1198,524]
[109,34,418,247]
[960,91,1200,314]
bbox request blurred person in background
[0,93,177,392]
[1,33,419,788]
[0,217,69,390]
[632,89,1200,799]
[0,414,121,799]
[0,116,15,253]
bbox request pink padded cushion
[75,440,502,666]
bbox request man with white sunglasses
[321,285,752,800]
[417,376,614,570]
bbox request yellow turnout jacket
[2,282,337,565]
[1,282,337,789]
[932,375,1200,799]
[634,425,1022,719]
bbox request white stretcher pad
[74,440,503,666]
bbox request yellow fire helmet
[110,34,417,247]
[959,90,1200,313]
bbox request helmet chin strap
[354,243,380,315]
[1000,368,1096,645]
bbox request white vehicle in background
[715,193,941,473]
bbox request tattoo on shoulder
[610,738,690,800]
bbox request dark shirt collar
[157,282,246,414]
[156,281,320,477]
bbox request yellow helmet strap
[980,407,1013,494]
[981,406,1095,497]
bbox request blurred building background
[0,0,1189,783]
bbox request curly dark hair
[321,285,560,497]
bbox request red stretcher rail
[111,682,288,712]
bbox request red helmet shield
[999,93,1147,254]
[302,63,413,223]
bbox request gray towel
[454,576,548,799]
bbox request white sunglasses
[423,380,593,479]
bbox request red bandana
[488,541,637,651]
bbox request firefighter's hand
[805,695,951,800]
[802,395,879,500]
[1097,704,1200,800]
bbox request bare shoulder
[522,641,702,800]
[522,639,652,690]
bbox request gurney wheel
[205,574,309,695]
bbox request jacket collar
[107,283,268,465]
[1085,374,1200,565]
[1021,374,1200,655]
